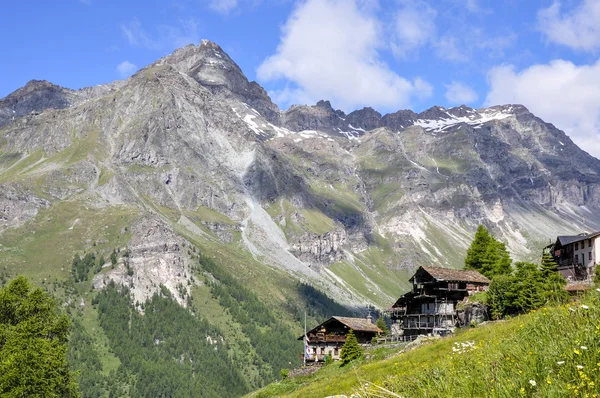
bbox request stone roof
[419,266,490,284]
[332,316,382,333]
[557,231,600,246]
[298,316,382,339]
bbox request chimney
[366,312,373,324]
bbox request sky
[2,0,600,156]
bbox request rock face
[0,80,76,127]
[457,302,488,326]
[93,216,197,307]
[2,39,600,308]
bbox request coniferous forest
[0,245,352,397]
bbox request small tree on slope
[376,316,389,336]
[340,329,362,365]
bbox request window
[590,240,593,248]
[575,242,579,250]
[448,282,458,290]
[575,254,579,264]
[590,252,592,261]
[334,348,339,356]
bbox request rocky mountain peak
[0,79,76,127]
[316,100,334,111]
[153,39,281,123]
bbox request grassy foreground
[250,291,600,397]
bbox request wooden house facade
[299,316,382,363]
[388,266,490,337]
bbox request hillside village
[300,227,599,366]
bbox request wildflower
[596,288,600,292]
[577,365,584,369]
[575,349,581,355]
[581,305,589,309]
[529,380,537,387]
[570,307,576,312]
[581,346,588,350]
[557,361,565,365]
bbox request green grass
[298,209,336,235]
[77,301,122,375]
[0,201,137,283]
[0,152,22,172]
[250,292,600,397]
[0,149,45,184]
[184,205,236,225]
[97,167,114,186]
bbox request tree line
[464,225,568,319]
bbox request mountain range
[2,39,599,313]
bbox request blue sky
[2,0,600,155]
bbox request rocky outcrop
[290,228,348,266]
[0,185,51,231]
[93,216,198,307]
[457,302,488,326]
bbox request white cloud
[391,1,436,58]
[209,0,238,14]
[121,18,199,51]
[538,0,600,52]
[445,81,478,104]
[485,59,600,158]
[464,0,491,14]
[257,0,431,111]
[117,61,138,77]
[435,35,469,62]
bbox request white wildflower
[577,365,584,369]
[596,288,600,292]
[581,346,588,350]
[557,361,565,365]
[581,305,589,309]
[529,380,537,387]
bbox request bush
[280,368,289,380]
[594,266,600,285]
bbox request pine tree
[0,276,80,397]
[464,225,491,272]
[465,225,512,279]
[376,316,389,336]
[540,252,558,276]
[340,329,362,365]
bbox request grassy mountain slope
[251,291,600,397]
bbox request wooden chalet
[299,316,382,362]
[388,266,490,337]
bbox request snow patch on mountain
[414,108,513,133]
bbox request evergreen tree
[540,252,559,276]
[465,225,512,279]
[376,316,389,336]
[340,329,362,365]
[0,276,80,397]
[487,275,511,320]
[464,225,491,271]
